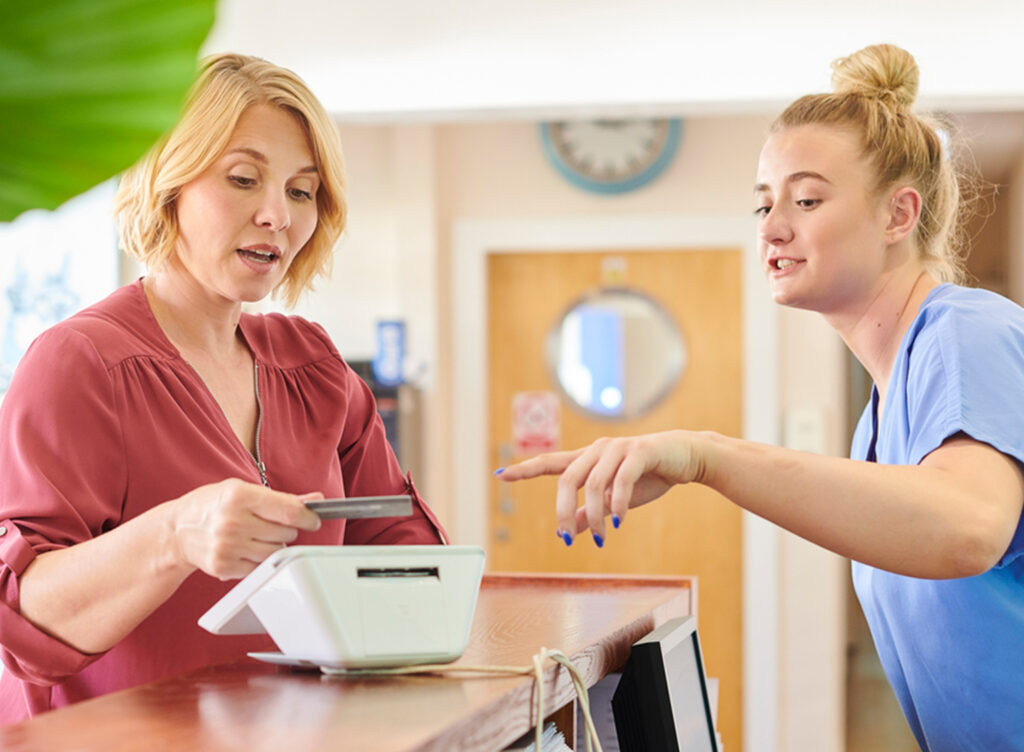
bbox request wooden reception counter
[0,573,693,752]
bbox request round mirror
[547,287,686,420]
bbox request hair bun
[830,43,919,108]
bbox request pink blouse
[0,280,445,722]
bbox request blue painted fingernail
[612,515,621,529]
[556,528,563,539]
[561,532,573,546]
[593,533,604,548]
[493,467,505,475]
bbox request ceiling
[203,0,1024,179]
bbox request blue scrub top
[851,283,1024,752]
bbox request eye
[228,175,257,189]
[288,187,314,202]
[753,205,771,218]
[796,198,821,209]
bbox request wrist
[152,497,196,579]
[691,430,726,488]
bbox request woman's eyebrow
[225,147,318,174]
[227,147,268,163]
[754,170,832,193]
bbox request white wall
[287,125,403,358]
[777,307,849,751]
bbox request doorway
[452,215,780,752]
[488,247,743,747]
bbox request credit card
[306,495,413,520]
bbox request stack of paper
[503,721,572,751]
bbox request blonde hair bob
[771,44,969,283]
[116,53,347,306]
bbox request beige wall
[776,306,848,751]
[289,114,849,751]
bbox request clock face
[540,118,682,194]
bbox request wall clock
[539,118,682,195]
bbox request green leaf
[0,0,216,222]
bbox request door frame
[453,214,779,752]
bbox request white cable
[335,648,604,752]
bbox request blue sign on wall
[372,320,406,387]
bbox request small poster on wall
[512,391,560,456]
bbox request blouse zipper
[252,361,268,487]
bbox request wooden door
[488,248,744,751]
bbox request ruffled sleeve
[0,325,128,683]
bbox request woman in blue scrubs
[499,43,1024,752]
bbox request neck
[143,263,244,358]
[827,267,937,390]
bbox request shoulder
[899,284,1024,462]
[239,312,342,370]
[28,281,172,371]
[907,284,1024,365]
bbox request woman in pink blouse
[0,53,445,722]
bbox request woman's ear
[885,186,922,245]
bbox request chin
[769,283,797,307]
[769,285,817,312]
[231,283,277,306]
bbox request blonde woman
[0,54,444,721]
[500,44,1024,751]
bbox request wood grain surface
[0,574,692,752]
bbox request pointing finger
[496,449,585,481]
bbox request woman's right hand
[168,478,323,580]
[498,430,710,543]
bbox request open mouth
[771,258,798,270]
[238,248,279,264]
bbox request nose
[253,189,291,233]
[758,205,793,247]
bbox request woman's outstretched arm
[498,430,1023,579]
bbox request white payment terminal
[199,545,485,670]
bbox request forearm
[18,502,194,655]
[699,431,1020,578]
[16,478,321,655]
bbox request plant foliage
[0,0,216,221]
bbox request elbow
[0,637,100,688]
[945,523,1009,579]
[0,603,101,686]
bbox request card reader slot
[357,567,439,579]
